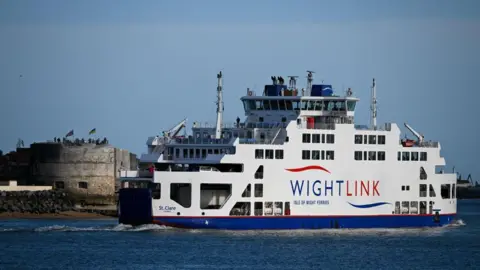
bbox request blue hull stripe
[147,214,456,230]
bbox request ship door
[433,211,440,223]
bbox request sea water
[0,200,479,270]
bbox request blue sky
[1,0,479,179]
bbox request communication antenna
[288,76,298,90]
[306,70,315,95]
[370,78,377,130]
[215,71,224,139]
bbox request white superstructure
[118,71,457,230]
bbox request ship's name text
[290,180,380,197]
[159,206,176,211]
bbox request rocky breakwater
[0,190,75,214]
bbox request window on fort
[420,167,427,180]
[254,184,263,197]
[151,183,161,199]
[368,135,376,144]
[312,150,320,160]
[312,134,321,143]
[255,149,264,159]
[419,201,426,214]
[302,150,310,160]
[265,149,274,159]
[441,184,451,199]
[354,135,362,144]
[78,182,88,189]
[420,184,427,197]
[326,134,335,144]
[378,135,386,145]
[368,151,376,161]
[275,150,284,159]
[378,151,386,161]
[302,134,311,143]
[254,166,264,179]
[354,151,362,160]
[170,183,192,208]
[55,181,65,189]
[229,202,250,216]
[200,184,231,209]
[429,184,436,197]
[254,202,263,216]
[326,151,335,160]
[402,152,410,161]
[241,184,251,198]
[411,152,419,161]
[420,152,427,161]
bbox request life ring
[247,91,253,96]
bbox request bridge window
[255,149,264,159]
[378,151,386,161]
[170,183,191,208]
[254,202,263,216]
[441,184,451,199]
[378,135,386,144]
[312,134,321,143]
[420,167,427,180]
[368,151,376,161]
[255,184,263,197]
[420,152,427,161]
[302,150,310,160]
[411,152,419,161]
[151,183,161,199]
[255,165,264,179]
[326,134,335,144]
[275,150,284,159]
[302,133,311,143]
[312,150,320,160]
[200,184,231,209]
[229,202,250,216]
[368,135,376,144]
[354,135,362,144]
[347,100,356,111]
[420,184,427,197]
[326,151,335,160]
[354,151,362,160]
[241,184,251,198]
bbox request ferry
[117,71,457,230]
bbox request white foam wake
[0,224,167,233]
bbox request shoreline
[0,211,116,220]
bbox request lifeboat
[402,139,416,147]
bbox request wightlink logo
[286,165,389,208]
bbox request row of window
[394,201,434,215]
[302,150,335,160]
[354,151,386,161]
[55,181,88,190]
[354,134,386,145]
[241,183,264,198]
[255,149,284,159]
[173,148,234,159]
[302,133,335,144]
[398,151,427,161]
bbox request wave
[0,223,167,233]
